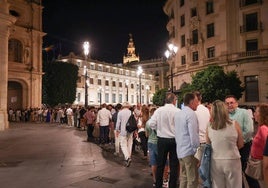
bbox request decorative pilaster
[0,0,17,130]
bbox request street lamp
[145,85,150,105]
[165,43,178,93]
[83,41,90,107]
[137,66,143,104]
[125,80,129,102]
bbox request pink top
[250,125,268,159]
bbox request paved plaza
[0,122,152,188]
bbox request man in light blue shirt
[175,92,199,188]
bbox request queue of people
[8,92,268,188]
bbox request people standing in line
[83,106,96,141]
[96,103,112,145]
[249,103,268,187]
[150,92,180,188]
[206,100,244,188]
[175,92,199,188]
[112,103,122,156]
[137,105,149,160]
[224,95,257,187]
[66,106,73,126]
[115,102,133,167]
[263,136,268,187]
[78,107,87,128]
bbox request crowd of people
[8,92,268,188]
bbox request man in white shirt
[150,93,180,188]
[66,107,73,126]
[115,102,133,167]
[96,103,112,145]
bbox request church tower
[123,33,140,64]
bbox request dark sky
[42,0,169,64]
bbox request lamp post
[125,80,129,102]
[165,43,178,93]
[137,66,143,104]
[83,41,90,107]
[145,85,150,105]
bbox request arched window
[8,39,23,63]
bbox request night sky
[42,0,169,64]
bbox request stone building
[0,0,44,130]
[164,0,268,105]
[58,52,156,106]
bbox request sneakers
[125,158,132,167]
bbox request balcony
[240,0,262,7]
[240,22,263,33]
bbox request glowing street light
[165,42,178,93]
[83,41,90,107]
[137,66,143,104]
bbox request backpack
[126,112,137,133]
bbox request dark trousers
[138,131,148,156]
[99,125,109,144]
[240,141,260,188]
[156,137,178,188]
[87,124,94,138]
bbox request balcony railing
[240,0,262,7]
[240,22,263,33]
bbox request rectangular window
[98,65,103,71]
[192,29,198,44]
[206,1,214,14]
[246,39,258,51]
[119,69,123,75]
[131,95,134,103]
[181,35,185,47]
[105,80,109,86]
[98,79,101,85]
[245,76,259,102]
[131,83,134,89]
[119,94,122,103]
[90,78,93,84]
[112,94,116,103]
[105,93,109,103]
[207,46,215,58]
[246,12,258,31]
[180,0,184,7]
[113,68,117,74]
[142,96,144,104]
[191,7,197,17]
[77,93,81,102]
[181,55,186,65]
[90,64,94,70]
[192,51,199,62]
[207,23,214,38]
[180,15,185,27]
[112,81,116,87]
[119,82,122,87]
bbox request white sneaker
[162,180,168,188]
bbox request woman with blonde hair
[206,100,244,188]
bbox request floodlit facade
[0,0,44,130]
[58,52,156,106]
[164,0,268,105]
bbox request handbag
[245,156,263,180]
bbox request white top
[96,107,112,126]
[195,104,210,143]
[208,121,241,159]
[150,104,180,138]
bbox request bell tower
[123,33,140,64]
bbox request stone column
[0,0,16,130]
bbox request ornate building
[163,0,268,105]
[58,52,156,106]
[0,0,44,130]
[123,33,140,64]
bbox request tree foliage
[178,65,244,103]
[152,88,168,106]
[42,60,79,107]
